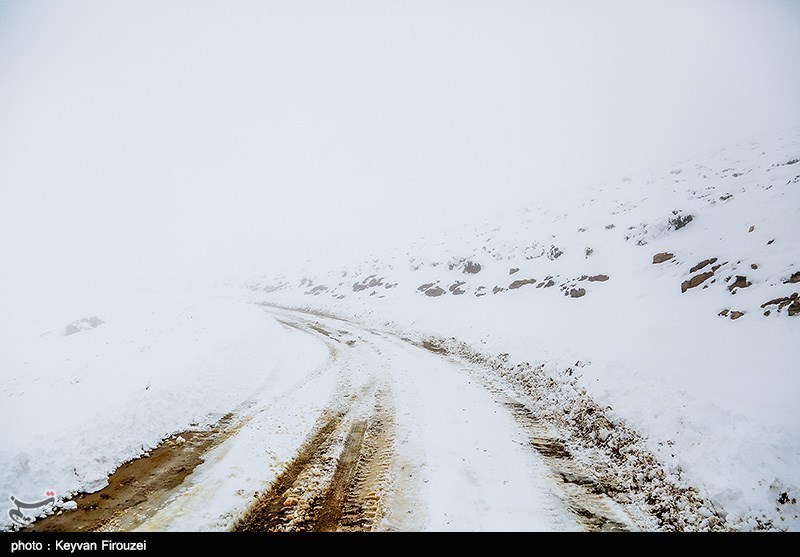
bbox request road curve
[31,304,637,532]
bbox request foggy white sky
[1,0,799,288]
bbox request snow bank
[0,285,299,530]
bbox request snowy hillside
[243,130,800,530]
[0,287,326,530]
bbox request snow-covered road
[54,305,634,532]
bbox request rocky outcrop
[509,268,520,275]
[464,261,482,274]
[449,281,466,295]
[354,275,384,292]
[547,246,563,260]
[728,276,751,292]
[784,271,800,284]
[588,274,609,282]
[681,271,714,293]
[761,293,800,316]
[448,258,482,274]
[509,278,537,290]
[653,252,674,264]
[690,258,717,273]
[569,288,586,298]
[536,278,556,288]
[668,211,693,230]
[720,309,745,320]
[424,286,445,297]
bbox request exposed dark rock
[668,212,694,230]
[767,239,775,245]
[585,247,593,258]
[263,284,285,293]
[509,278,537,290]
[424,286,445,297]
[353,275,383,291]
[464,261,482,274]
[544,279,555,288]
[784,271,800,284]
[509,268,520,275]
[718,309,729,317]
[760,293,800,316]
[417,282,436,292]
[449,281,466,295]
[690,258,718,273]
[547,246,563,260]
[748,225,755,233]
[681,272,714,293]
[719,193,733,201]
[475,286,486,297]
[728,276,751,292]
[751,264,758,270]
[730,311,745,320]
[605,224,616,230]
[305,285,328,296]
[588,274,610,282]
[492,286,505,294]
[652,252,675,264]
[569,288,586,298]
[777,492,797,505]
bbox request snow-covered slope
[0,287,324,530]
[244,129,800,530]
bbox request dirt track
[28,305,640,532]
[28,417,234,532]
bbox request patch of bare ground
[28,415,235,532]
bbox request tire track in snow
[270,305,635,531]
[28,304,631,532]
[233,309,396,532]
